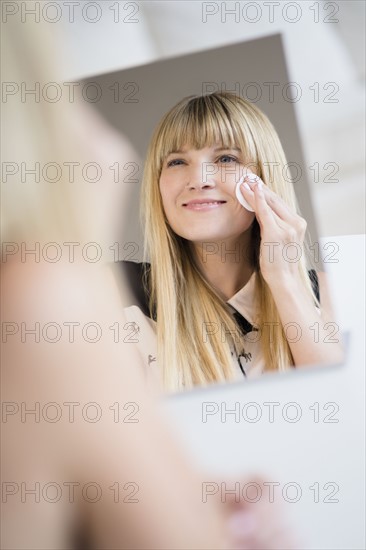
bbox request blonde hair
[141,92,318,391]
[2,16,133,255]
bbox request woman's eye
[166,159,184,167]
[165,155,238,167]
[219,155,237,163]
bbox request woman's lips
[183,200,226,211]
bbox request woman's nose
[186,162,217,189]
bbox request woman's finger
[241,177,306,243]
[241,180,284,233]
[245,176,300,226]
[252,181,278,231]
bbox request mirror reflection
[78,36,346,393]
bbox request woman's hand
[222,478,300,549]
[239,171,344,367]
[240,171,307,287]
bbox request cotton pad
[235,174,257,212]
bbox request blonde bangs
[151,94,260,178]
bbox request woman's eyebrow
[166,146,241,156]
[167,149,185,155]
[214,147,241,152]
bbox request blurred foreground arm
[1,259,227,550]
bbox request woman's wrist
[263,270,305,296]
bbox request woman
[121,92,344,392]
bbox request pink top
[123,271,265,389]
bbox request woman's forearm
[267,274,344,367]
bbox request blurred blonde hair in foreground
[2,14,137,248]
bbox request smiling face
[159,144,256,244]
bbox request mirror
[81,34,344,393]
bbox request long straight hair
[141,92,318,391]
